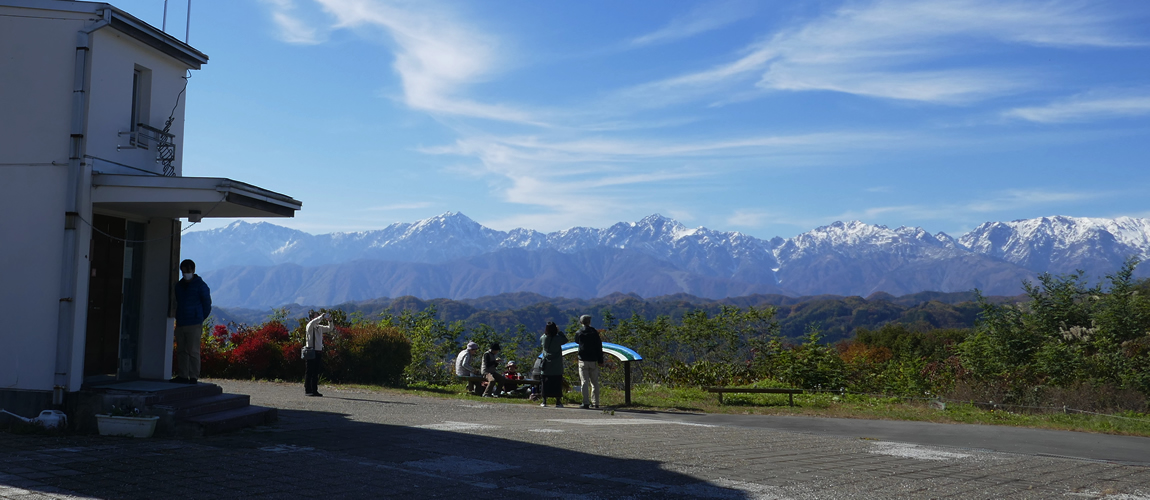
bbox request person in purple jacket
[173,259,211,384]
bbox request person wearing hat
[481,343,509,398]
[455,342,481,394]
[502,360,523,393]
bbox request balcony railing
[118,122,177,176]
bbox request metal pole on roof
[162,0,168,31]
[185,0,192,43]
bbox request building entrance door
[84,214,124,378]
[84,215,147,381]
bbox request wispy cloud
[424,130,910,230]
[260,0,540,124]
[627,0,1140,106]
[1004,90,1150,123]
[630,0,754,46]
[964,189,1098,213]
[727,210,773,228]
[261,0,325,44]
[255,0,1145,234]
[431,131,902,164]
[321,0,542,123]
[667,210,695,223]
[833,188,1103,227]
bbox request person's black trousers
[304,351,324,394]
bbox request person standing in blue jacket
[173,259,211,384]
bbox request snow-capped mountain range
[183,213,1150,308]
[960,216,1150,274]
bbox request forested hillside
[214,290,1023,343]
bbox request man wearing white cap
[455,342,481,394]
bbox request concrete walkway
[1,380,1148,499]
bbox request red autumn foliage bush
[226,321,288,379]
[200,325,230,377]
[279,340,306,381]
[194,317,410,386]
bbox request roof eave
[0,1,209,68]
[102,6,208,69]
[91,174,302,219]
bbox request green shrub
[378,306,463,386]
[666,360,754,387]
[776,327,846,390]
[327,323,412,386]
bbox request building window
[130,70,140,133]
[129,66,151,148]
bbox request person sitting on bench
[455,342,480,394]
[481,343,510,398]
[502,360,525,394]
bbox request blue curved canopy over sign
[538,342,642,362]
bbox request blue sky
[117,0,1150,239]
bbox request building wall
[0,166,68,390]
[0,5,195,393]
[87,28,188,176]
[138,218,178,380]
[0,7,89,391]
[0,7,85,163]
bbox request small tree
[777,326,845,390]
[380,305,464,386]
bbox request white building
[0,0,301,414]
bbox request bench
[704,387,803,406]
[457,376,540,395]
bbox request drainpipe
[55,10,111,404]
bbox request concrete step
[184,405,278,435]
[80,381,274,436]
[169,393,251,419]
[147,383,223,405]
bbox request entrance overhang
[91,174,302,219]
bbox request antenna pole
[162,0,168,31]
[185,0,192,43]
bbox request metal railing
[118,122,177,176]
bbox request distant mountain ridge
[185,214,1150,308]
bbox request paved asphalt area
[1,380,1148,499]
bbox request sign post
[544,342,642,407]
[624,360,632,405]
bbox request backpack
[530,357,543,379]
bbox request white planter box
[96,414,159,438]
